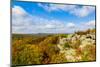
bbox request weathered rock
[57,29,96,62]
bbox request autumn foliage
[12,29,96,66]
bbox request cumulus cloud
[38,3,95,17]
[12,6,34,33]
[12,6,27,15]
[70,6,95,17]
[38,3,76,12]
[66,22,76,28]
[85,20,95,26]
[12,6,65,33]
[76,20,95,31]
[12,5,95,34]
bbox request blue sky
[12,1,96,34]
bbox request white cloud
[85,20,95,26]
[12,6,35,33]
[76,20,95,31]
[38,3,76,12]
[66,22,76,28]
[38,3,95,17]
[12,5,95,34]
[12,6,65,33]
[12,6,27,15]
[70,6,95,17]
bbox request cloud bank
[38,3,95,17]
[12,5,95,34]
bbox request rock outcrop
[57,29,96,62]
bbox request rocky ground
[57,29,96,62]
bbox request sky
[12,1,96,34]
